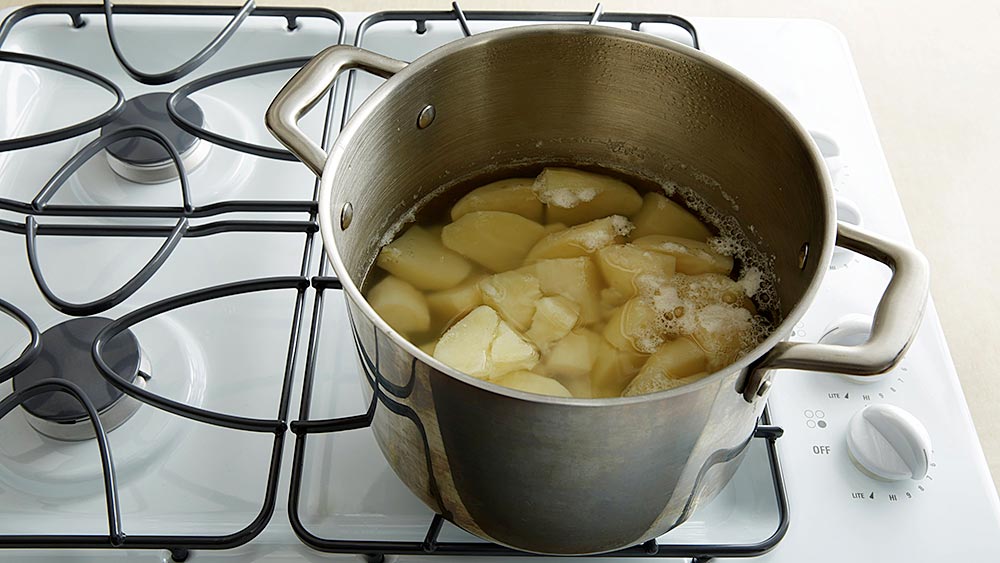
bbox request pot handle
[266,46,408,178]
[741,222,930,401]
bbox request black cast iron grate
[0,3,344,561]
[0,3,788,563]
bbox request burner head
[12,317,149,441]
[102,92,210,184]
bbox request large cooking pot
[266,25,929,555]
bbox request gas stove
[0,3,997,562]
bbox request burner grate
[0,3,344,561]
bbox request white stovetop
[0,5,998,562]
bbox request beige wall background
[2,0,998,491]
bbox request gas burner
[102,92,210,184]
[11,317,150,442]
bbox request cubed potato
[599,287,628,320]
[418,341,438,356]
[600,293,625,323]
[602,297,666,354]
[525,216,633,262]
[533,257,603,324]
[426,273,487,332]
[367,276,431,336]
[525,295,579,350]
[433,305,540,379]
[543,223,567,234]
[450,178,544,223]
[622,337,709,396]
[479,270,543,331]
[489,321,540,376]
[630,192,712,241]
[433,305,500,378]
[533,168,643,225]
[492,371,573,398]
[376,225,474,290]
[543,328,601,398]
[590,337,649,398]
[441,211,547,272]
[595,243,677,298]
[691,303,755,371]
[632,235,734,275]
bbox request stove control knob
[847,404,931,481]
[819,314,885,384]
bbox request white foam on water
[663,182,780,316]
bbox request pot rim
[317,24,836,406]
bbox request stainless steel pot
[267,25,929,555]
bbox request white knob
[809,130,841,157]
[820,314,871,346]
[835,197,863,229]
[819,314,884,384]
[847,404,931,481]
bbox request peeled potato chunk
[450,178,544,223]
[630,192,713,241]
[418,341,438,356]
[376,225,473,290]
[599,287,628,320]
[526,296,580,350]
[479,270,543,331]
[426,273,487,332]
[691,303,755,372]
[490,321,540,376]
[542,328,601,398]
[442,211,546,272]
[532,257,603,324]
[492,371,573,398]
[590,337,649,398]
[603,297,667,354]
[622,337,708,396]
[434,305,500,378]
[543,223,568,234]
[632,235,734,275]
[433,305,539,379]
[368,276,431,336]
[533,168,643,226]
[525,215,633,262]
[595,243,677,298]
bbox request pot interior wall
[327,26,829,320]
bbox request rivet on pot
[417,105,436,129]
[756,379,773,397]
[340,202,353,230]
[798,242,809,269]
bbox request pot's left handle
[266,46,408,178]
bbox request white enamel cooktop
[0,7,997,562]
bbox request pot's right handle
[266,46,408,178]
[742,222,930,402]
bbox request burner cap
[102,92,210,184]
[104,92,202,165]
[12,317,147,441]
